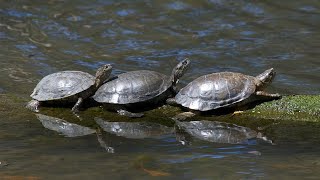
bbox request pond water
[0,0,320,179]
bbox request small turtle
[93,58,190,117]
[168,68,281,116]
[26,64,112,113]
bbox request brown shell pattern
[175,72,256,111]
[31,71,95,101]
[93,70,170,104]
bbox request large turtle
[93,58,190,117]
[26,64,112,113]
[168,68,281,116]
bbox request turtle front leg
[172,112,195,121]
[255,91,281,100]
[96,128,115,153]
[26,100,40,112]
[117,109,144,118]
[72,97,83,113]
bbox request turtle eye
[104,64,112,70]
[182,58,189,65]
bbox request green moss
[244,95,320,122]
[1,94,320,131]
[2,93,320,149]
[254,95,320,115]
[263,121,320,144]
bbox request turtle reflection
[36,113,96,137]
[36,114,114,153]
[175,120,260,144]
[95,117,174,139]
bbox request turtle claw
[231,111,244,116]
[117,110,144,118]
[72,111,83,121]
[71,108,83,120]
[71,106,80,114]
[26,100,40,113]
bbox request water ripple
[33,20,90,42]
[0,9,33,18]
[116,9,135,17]
[167,2,190,11]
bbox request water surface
[0,0,320,179]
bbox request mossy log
[1,94,319,125]
[1,94,320,144]
[242,95,320,122]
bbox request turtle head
[170,58,190,85]
[94,64,112,88]
[255,68,276,90]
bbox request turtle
[93,58,190,117]
[26,64,112,113]
[167,68,281,117]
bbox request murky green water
[1,0,320,179]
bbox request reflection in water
[36,113,114,153]
[175,120,259,144]
[36,114,95,137]
[95,117,174,139]
[1,0,320,178]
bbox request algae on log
[1,93,320,144]
[1,94,319,124]
[242,95,320,122]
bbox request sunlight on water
[0,0,320,179]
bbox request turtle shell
[93,70,171,104]
[175,72,256,111]
[31,71,95,101]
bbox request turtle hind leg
[172,112,196,121]
[117,109,144,118]
[26,100,40,112]
[255,91,282,100]
[166,98,178,106]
